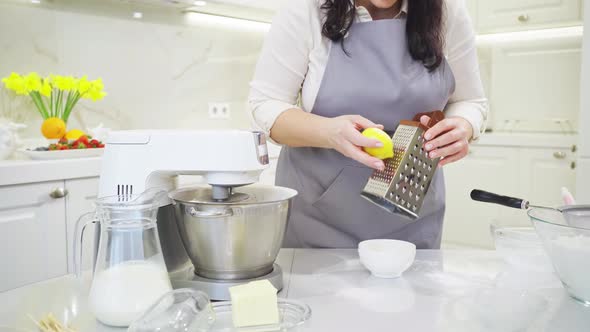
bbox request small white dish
[358,239,416,278]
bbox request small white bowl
[358,239,416,278]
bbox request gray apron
[276,18,455,249]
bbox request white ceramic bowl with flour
[529,207,590,306]
[358,239,416,278]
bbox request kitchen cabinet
[0,181,68,292]
[442,146,521,249]
[521,148,577,207]
[475,45,493,127]
[487,32,582,133]
[474,0,582,34]
[65,177,99,274]
[0,176,100,292]
[576,0,590,202]
[577,159,590,201]
[443,144,577,249]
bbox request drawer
[0,181,68,291]
[476,0,582,33]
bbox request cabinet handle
[518,14,530,23]
[572,145,577,153]
[49,187,69,199]
[553,151,567,159]
[571,161,576,170]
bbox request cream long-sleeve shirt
[248,0,488,141]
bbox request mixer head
[98,130,270,199]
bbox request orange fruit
[41,117,67,139]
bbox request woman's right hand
[321,115,386,170]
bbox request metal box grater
[361,111,444,220]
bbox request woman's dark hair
[321,0,444,71]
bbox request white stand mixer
[98,130,269,199]
[97,130,285,300]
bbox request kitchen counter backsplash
[0,0,583,141]
[0,0,269,138]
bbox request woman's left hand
[419,115,473,167]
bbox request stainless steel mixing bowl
[169,185,297,280]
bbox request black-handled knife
[470,189,530,210]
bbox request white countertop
[0,249,588,332]
[0,157,101,186]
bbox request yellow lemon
[65,129,86,140]
[362,128,394,159]
[41,117,67,139]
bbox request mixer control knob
[253,131,270,165]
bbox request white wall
[0,0,268,138]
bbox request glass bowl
[209,298,311,332]
[490,224,553,272]
[528,207,590,306]
[128,288,215,332]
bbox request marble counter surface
[0,249,588,332]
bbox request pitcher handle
[74,211,97,278]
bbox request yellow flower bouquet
[1,72,106,139]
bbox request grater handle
[413,111,445,128]
[470,189,529,210]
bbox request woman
[248,0,488,249]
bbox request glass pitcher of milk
[74,188,173,327]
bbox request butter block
[229,280,280,327]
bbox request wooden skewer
[28,313,78,332]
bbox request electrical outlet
[208,102,231,119]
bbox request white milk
[89,260,172,327]
[548,235,590,302]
